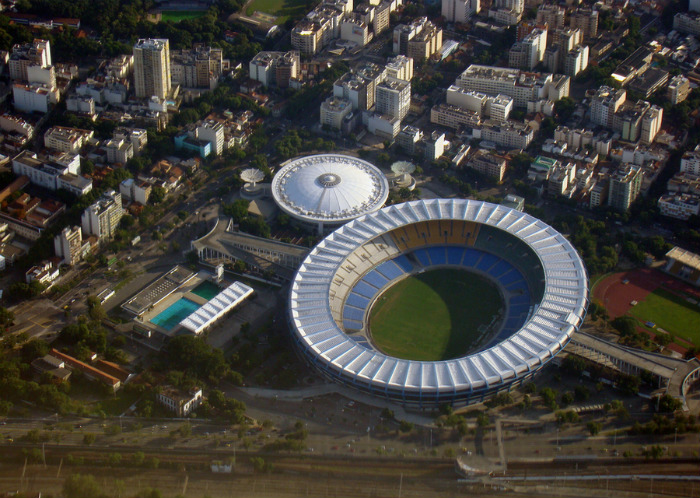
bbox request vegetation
[628,288,700,346]
[369,269,503,361]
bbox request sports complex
[288,199,589,406]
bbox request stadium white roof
[180,281,254,335]
[271,154,390,225]
[288,199,589,397]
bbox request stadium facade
[271,154,390,234]
[288,199,589,407]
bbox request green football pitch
[160,10,206,22]
[628,288,700,345]
[244,0,308,23]
[368,269,504,361]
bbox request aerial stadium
[288,199,589,407]
[271,154,390,234]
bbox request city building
[569,9,598,40]
[197,120,225,156]
[508,28,547,70]
[424,131,447,160]
[475,120,534,149]
[385,55,414,81]
[640,105,663,145]
[54,225,87,266]
[104,138,134,165]
[333,72,375,111]
[25,260,59,287]
[667,75,690,105]
[157,386,203,417]
[114,128,148,155]
[81,189,124,242]
[455,64,569,108]
[133,39,171,99]
[547,161,576,197]
[248,51,300,88]
[611,46,654,87]
[442,0,480,23]
[590,86,626,128]
[467,150,507,182]
[608,165,643,211]
[536,4,565,29]
[43,126,94,154]
[658,193,700,220]
[430,103,481,130]
[564,45,589,77]
[446,86,513,120]
[663,246,700,287]
[375,77,411,120]
[12,82,58,113]
[320,96,353,129]
[170,44,230,89]
[393,18,443,60]
[674,12,700,36]
[681,145,700,175]
[12,150,92,196]
[340,16,371,46]
[8,39,51,82]
[119,178,152,205]
[628,67,669,99]
[396,125,423,154]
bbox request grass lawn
[628,288,700,345]
[368,269,503,361]
[161,10,206,22]
[244,0,309,23]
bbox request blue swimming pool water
[151,298,201,331]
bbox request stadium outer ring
[288,199,589,407]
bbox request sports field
[368,269,503,361]
[244,0,308,23]
[161,10,206,22]
[629,288,700,345]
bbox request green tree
[63,473,102,498]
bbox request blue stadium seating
[447,247,465,265]
[363,270,389,289]
[489,260,513,278]
[376,261,405,281]
[346,293,370,310]
[414,249,431,267]
[343,305,365,321]
[353,281,378,299]
[475,253,499,272]
[393,255,413,272]
[427,247,447,265]
[462,249,482,267]
[343,319,363,330]
[499,270,521,286]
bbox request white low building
[157,386,203,417]
[179,281,254,335]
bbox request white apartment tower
[375,77,411,120]
[81,190,124,242]
[442,0,480,23]
[54,225,84,266]
[133,39,171,99]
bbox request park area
[160,10,206,22]
[368,269,503,361]
[244,0,308,23]
[593,267,700,349]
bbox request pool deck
[134,272,221,337]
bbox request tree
[83,433,96,445]
[63,474,103,498]
[587,421,602,436]
[20,339,49,363]
[0,307,15,329]
[150,187,166,205]
[611,316,637,337]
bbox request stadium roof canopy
[180,281,254,335]
[271,154,389,226]
[288,199,589,403]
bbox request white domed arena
[271,154,390,234]
[288,199,589,407]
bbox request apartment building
[44,126,94,154]
[442,0,480,23]
[608,165,643,211]
[81,190,124,242]
[9,39,51,82]
[54,225,86,266]
[385,55,414,81]
[667,75,690,105]
[170,45,230,89]
[320,96,353,129]
[375,77,411,120]
[133,39,171,99]
[467,150,507,182]
[590,86,626,128]
[248,51,300,88]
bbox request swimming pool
[192,281,220,300]
[151,298,201,331]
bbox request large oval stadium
[288,199,589,407]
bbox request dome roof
[271,154,389,224]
